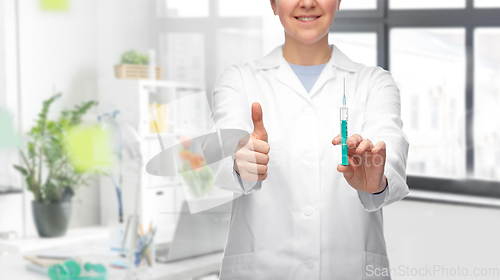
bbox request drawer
[142,187,176,243]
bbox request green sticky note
[65,125,114,173]
[41,0,69,11]
[0,108,21,150]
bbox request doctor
[206,0,409,279]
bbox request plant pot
[32,201,71,238]
[114,64,162,80]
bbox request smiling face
[271,0,341,45]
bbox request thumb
[337,164,354,181]
[251,102,268,142]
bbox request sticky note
[41,0,69,11]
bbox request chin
[294,33,328,45]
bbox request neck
[282,35,332,66]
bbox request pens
[138,221,153,266]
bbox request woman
[208,0,409,279]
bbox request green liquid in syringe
[341,120,349,165]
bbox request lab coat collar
[254,44,360,102]
[254,44,360,73]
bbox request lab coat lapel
[275,58,312,105]
[254,44,312,105]
[309,45,361,99]
[308,60,335,99]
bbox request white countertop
[0,226,223,280]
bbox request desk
[0,227,223,280]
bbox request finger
[356,139,374,154]
[237,134,252,148]
[371,141,386,153]
[331,134,342,145]
[337,161,354,180]
[247,138,271,154]
[347,134,363,149]
[240,170,268,182]
[245,163,268,175]
[237,151,270,165]
[251,102,268,143]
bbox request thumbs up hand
[233,102,270,182]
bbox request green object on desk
[48,260,107,280]
[41,0,69,11]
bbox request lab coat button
[305,260,314,269]
[303,107,313,115]
[303,152,313,162]
[303,207,314,217]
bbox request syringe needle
[343,77,346,106]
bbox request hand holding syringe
[332,78,388,194]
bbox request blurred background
[0,0,499,279]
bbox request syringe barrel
[340,106,348,121]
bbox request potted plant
[114,49,162,80]
[13,94,100,237]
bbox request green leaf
[120,50,148,65]
[13,165,28,176]
[17,93,101,203]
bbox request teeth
[296,16,319,22]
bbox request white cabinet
[97,79,204,243]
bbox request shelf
[144,133,178,139]
[0,186,22,196]
[139,80,201,91]
[145,182,182,189]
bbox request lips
[295,15,321,22]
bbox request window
[390,28,466,178]
[218,0,269,17]
[157,0,500,199]
[159,33,205,86]
[154,0,263,101]
[474,28,500,182]
[156,0,209,17]
[331,0,500,199]
[216,29,263,77]
[328,32,377,67]
[341,0,377,10]
[474,0,500,8]
[390,0,466,9]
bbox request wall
[0,0,5,106]
[17,0,100,235]
[97,0,152,80]
[96,0,152,226]
[0,0,23,236]
[384,199,500,280]
[14,0,151,235]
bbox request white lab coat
[208,44,409,280]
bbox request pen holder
[132,229,156,278]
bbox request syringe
[340,78,349,165]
